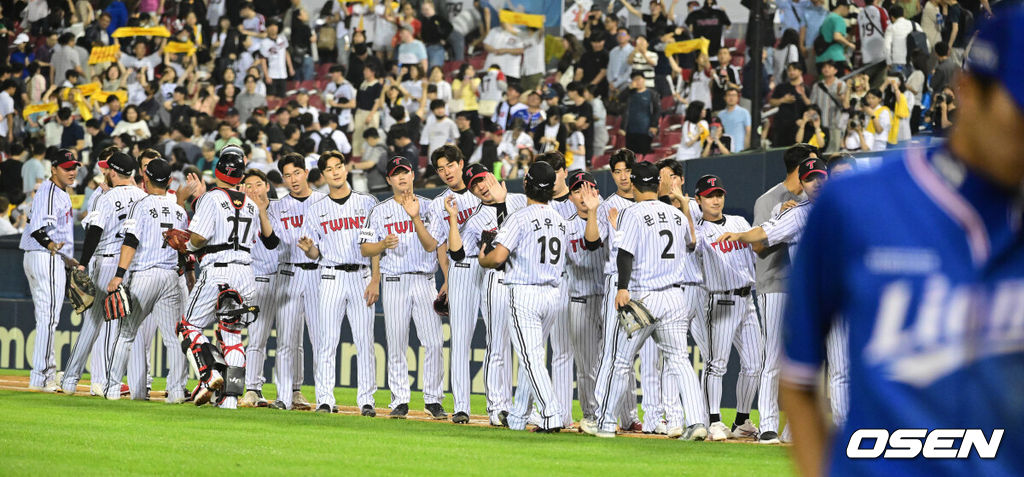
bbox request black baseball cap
[569,170,597,191]
[106,152,137,176]
[525,161,556,191]
[696,174,726,196]
[630,162,659,187]
[387,156,413,177]
[144,158,172,184]
[48,148,80,169]
[462,163,489,188]
[799,157,829,181]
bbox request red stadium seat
[591,154,610,169]
[468,54,486,72]
[659,130,682,147]
[308,95,325,111]
[660,96,676,112]
[443,60,463,76]
[316,63,333,77]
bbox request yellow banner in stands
[665,38,710,57]
[88,45,120,64]
[93,90,128,104]
[71,194,85,210]
[77,82,101,97]
[22,102,58,119]
[499,10,544,29]
[111,26,171,38]
[163,41,196,55]
[340,0,373,5]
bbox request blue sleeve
[782,187,846,387]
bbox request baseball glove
[103,285,132,321]
[67,267,97,314]
[433,293,449,317]
[479,229,498,255]
[617,299,656,338]
[163,228,192,253]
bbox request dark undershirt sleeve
[30,228,52,248]
[260,231,280,249]
[78,225,104,265]
[495,203,508,226]
[616,250,634,290]
[448,246,466,261]
[122,233,140,249]
[584,238,602,251]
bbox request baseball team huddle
[20,140,849,443]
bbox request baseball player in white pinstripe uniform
[176,148,279,409]
[690,174,764,441]
[582,161,708,440]
[21,149,79,392]
[718,156,848,438]
[449,163,528,426]
[101,159,189,402]
[295,151,380,415]
[563,171,609,424]
[425,146,481,424]
[239,170,281,408]
[268,153,325,411]
[480,161,567,432]
[62,152,145,396]
[360,156,447,420]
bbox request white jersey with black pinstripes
[616,200,693,291]
[760,200,812,259]
[85,185,146,255]
[360,195,437,275]
[85,186,104,213]
[250,229,280,276]
[680,199,704,284]
[188,188,263,266]
[549,194,577,219]
[268,191,327,264]
[120,194,188,270]
[494,204,567,287]
[19,180,74,254]
[693,214,756,292]
[597,193,635,277]
[428,187,481,244]
[303,192,377,266]
[454,194,529,256]
[564,213,605,297]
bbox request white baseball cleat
[708,421,732,441]
[29,382,58,393]
[579,418,599,436]
[165,394,186,404]
[528,409,543,427]
[238,390,261,408]
[667,426,684,438]
[90,382,104,396]
[207,370,224,392]
[681,423,708,441]
[292,391,312,411]
[731,419,760,439]
[758,431,781,444]
[654,422,668,435]
[596,430,616,438]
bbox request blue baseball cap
[965,4,1024,112]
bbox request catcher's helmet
[215,145,246,185]
[433,294,449,317]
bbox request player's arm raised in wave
[442,196,466,260]
[400,192,439,252]
[580,183,603,250]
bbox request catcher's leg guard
[177,319,226,385]
[224,366,245,397]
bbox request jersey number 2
[537,236,562,265]
[659,230,675,259]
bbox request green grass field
[0,371,793,476]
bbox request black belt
[326,264,367,272]
[213,263,230,268]
[204,243,251,254]
[98,253,116,258]
[287,262,319,270]
[714,286,751,297]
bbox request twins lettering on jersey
[384,219,419,235]
[319,216,366,234]
[442,209,475,226]
[279,215,304,229]
[711,240,751,253]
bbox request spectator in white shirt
[421,100,460,158]
[260,22,293,97]
[484,22,526,86]
[858,0,890,65]
[608,29,635,94]
[883,5,919,74]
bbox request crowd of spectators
[0,0,980,233]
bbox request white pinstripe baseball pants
[568,295,602,420]
[755,292,785,433]
[482,270,513,414]
[105,267,186,401]
[244,272,278,391]
[127,275,189,399]
[597,288,707,433]
[274,265,319,408]
[315,267,377,408]
[593,275,640,426]
[382,273,444,407]
[549,276,574,427]
[692,291,760,419]
[732,305,765,417]
[826,319,849,427]
[25,251,67,388]
[506,284,562,430]
[61,255,117,392]
[448,259,485,415]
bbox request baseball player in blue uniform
[295,151,380,415]
[21,149,79,392]
[783,8,1024,475]
[425,145,482,424]
[480,161,567,432]
[360,156,447,420]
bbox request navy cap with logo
[144,158,172,185]
[462,163,489,188]
[569,170,597,191]
[630,161,659,187]
[48,148,80,170]
[799,157,829,181]
[387,156,414,177]
[525,161,556,191]
[696,174,726,196]
[107,152,138,176]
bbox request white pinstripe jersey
[250,229,281,276]
[121,194,188,271]
[428,187,481,244]
[86,185,146,256]
[761,200,812,260]
[693,214,756,292]
[188,188,263,266]
[456,194,528,256]
[494,204,567,287]
[19,180,74,254]
[564,213,605,296]
[549,194,577,220]
[597,193,636,277]
[361,195,437,275]
[269,191,326,264]
[85,186,104,212]
[304,192,377,266]
[680,198,704,284]
[617,200,694,291]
